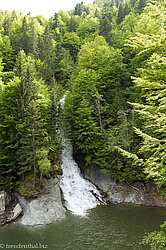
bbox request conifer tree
[21,17,29,54]
[0,78,19,189]
[40,25,55,84]
[29,19,38,56]
[0,50,51,189]
[70,16,76,32]
[99,4,112,44]
[124,2,130,16]
[119,0,166,188]
[47,78,61,164]
[117,3,125,24]
[74,2,84,16]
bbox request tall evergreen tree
[20,17,29,54]
[136,0,147,13]
[99,4,112,44]
[70,16,76,32]
[117,3,125,24]
[118,0,166,188]
[39,25,55,84]
[124,2,130,16]
[0,50,51,189]
[0,78,19,189]
[74,2,84,16]
[47,78,61,164]
[29,19,38,56]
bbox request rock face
[0,192,23,226]
[19,178,66,226]
[0,191,5,214]
[82,166,166,208]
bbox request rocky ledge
[82,166,166,208]
[19,178,66,226]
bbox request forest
[0,0,165,247]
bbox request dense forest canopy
[0,0,165,246]
[0,0,165,188]
[0,0,165,192]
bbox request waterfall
[17,93,104,226]
[59,94,104,216]
[60,138,104,216]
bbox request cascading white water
[60,137,104,216]
[59,94,105,216]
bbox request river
[0,204,165,250]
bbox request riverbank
[0,178,66,226]
[0,165,165,227]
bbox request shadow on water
[0,204,165,250]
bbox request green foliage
[62,32,81,61]
[46,78,63,163]
[0,50,61,190]
[64,35,132,178]
[142,221,166,249]
[77,36,127,92]
[76,16,99,43]
[74,2,84,16]
[0,35,15,71]
[0,10,68,192]
[0,0,165,203]
[58,48,74,86]
[37,149,51,176]
[64,69,102,165]
[129,54,166,188]
[117,3,125,24]
[117,0,166,189]
[0,79,19,189]
[99,3,112,44]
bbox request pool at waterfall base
[0,204,165,250]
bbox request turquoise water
[0,204,165,250]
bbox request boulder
[19,178,66,226]
[11,204,22,220]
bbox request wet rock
[82,166,166,208]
